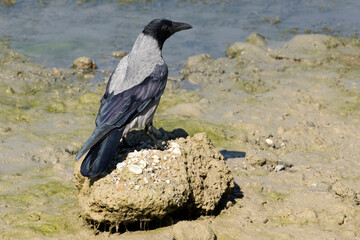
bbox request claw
[145,124,164,150]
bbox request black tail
[80,129,123,178]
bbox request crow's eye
[163,25,170,31]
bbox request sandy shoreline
[0,34,359,239]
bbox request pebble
[275,165,285,172]
[72,56,96,70]
[128,165,143,175]
[134,185,140,190]
[111,51,127,59]
[165,180,171,184]
[265,138,274,147]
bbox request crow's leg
[145,124,163,150]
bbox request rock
[271,34,345,62]
[111,51,127,59]
[74,131,233,228]
[72,57,96,70]
[246,33,267,47]
[331,181,359,204]
[5,86,15,95]
[173,221,216,240]
[2,0,17,7]
[185,54,213,68]
[246,149,278,167]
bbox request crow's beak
[172,21,193,33]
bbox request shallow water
[1,0,360,79]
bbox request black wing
[75,63,168,160]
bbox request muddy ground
[0,33,359,239]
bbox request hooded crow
[75,19,192,178]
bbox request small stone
[143,177,149,184]
[173,221,216,240]
[275,165,285,172]
[134,185,140,190]
[265,138,274,147]
[165,180,171,184]
[246,33,267,47]
[307,121,315,128]
[5,87,15,95]
[72,57,96,70]
[128,165,143,175]
[53,68,61,76]
[111,51,127,59]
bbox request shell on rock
[128,165,143,175]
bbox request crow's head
[142,19,192,49]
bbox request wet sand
[0,34,359,239]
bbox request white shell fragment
[172,147,181,156]
[143,177,149,184]
[275,165,285,172]
[139,160,147,168]
[128,165,143,174]
[116,162,127,170]
[169,142,180,149]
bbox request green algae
[0,192,41,208]
[1,211,78,237]
[0,179,78,237]
[157,90,202,113]
[45,101,66,113]
[44,128,92,145]
[78,92,101,104]
[30,181,76,198]
[234,79,270,94]
[154,116,233,148]
[263,191,287,201]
